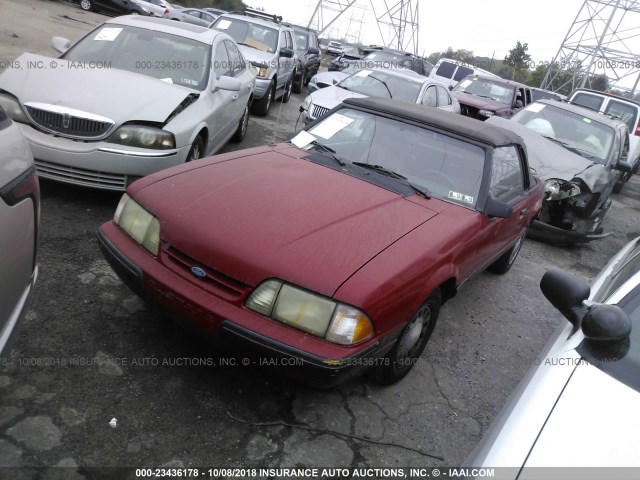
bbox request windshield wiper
[309,141,345,166]
[368,75,393,98]
[352,162,431,198]
[543,136,585,156]
[239,42,259,50]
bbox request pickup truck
[451,74,533,121]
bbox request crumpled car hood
[488,116,612,193]
[135,146,438,296]
[451,91,510,111]
[0,53,195,124]
[310,85,365,110]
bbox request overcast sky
[247,0,582,63]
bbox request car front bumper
[97,222,397,387]
[18,124,189,191]
[528,220,612,244]
[253,77,272,100]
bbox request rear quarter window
[572,92,604,111]
[605,100,639,133]
[435,61,455,78]
[453,66,474,81]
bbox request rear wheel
[489,232,526,274]
[292,69,304,94]
[186,135,204,162]
[79,0,93,11]
[281,75,293,103]
[371,290,441,385]
[251,81,273,117]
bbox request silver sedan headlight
[114,194,161,255]
[545,178,581,201]
[107,125,175,150]
[245,279,374,345]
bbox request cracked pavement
[2,0,640,476]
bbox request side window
[515,88,525,106]
[285,31,294,50]
[225,40,246,76]
[311,34,318,49]
[489,146,525,204]
[453,66,473,81]
[202,13,215,24]
[435,61,455,79]
[421,86,437,107]
[213,42,231,78]
[436,86,451,107]
[525,88,532,104]
[572,92,604,112]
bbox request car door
[475,145,531,267]
[419,85,438,108]
[224,39,253,131]
[277,30,288,91]
[206,40,237,150]
[435,85,455,112]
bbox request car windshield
[512,103,615,164]
[339,70,424,103]
[294,32,308,51]
[453,77,515,105]
[212,18,278,53]
[296,108,486,207]
[62,24,210,90]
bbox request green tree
[504,41,532,82]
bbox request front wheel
[231,104,249,143]
[186,135,204,162]
[251,81,273,117]
[79,0,93,11]
[371,290,441,385]
[292,69,304,94]
[281,75,293,103]
[489,232,526,274]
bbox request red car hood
[134,146,440,296]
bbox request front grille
[35,159,127,191]
[25,105,113,138]
[460,105,480,120]
[311,104,330,120]
[163,245,249,300]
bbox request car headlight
[107,125,175,150]
[251,63,268,78]
[0,93,29,123]
[478,109,494,118]
[245,279,374,345]
[544,178,581,200]
[114,193,160,255]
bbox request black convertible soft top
[342,96,525,148]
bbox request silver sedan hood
[0,53,197,124]
[488,116,611,193]
[310,85,365,110]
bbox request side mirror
[448,85,453,91]
[582,304,631,346]
[540,268,590,327]
[280,48,294,58]
[309,47,320,55]
[215,75,241,92]
[52,36,71,54]
[614,160,632,173]
[484,196,512,219]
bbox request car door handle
[232,94,239,101]
[519,208,527,217]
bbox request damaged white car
[0,16,255,191]
[489,100,632,244]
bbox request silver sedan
[0,16,255,191]
[467,237,640,473]
[163,8,218,27]
[0,106,39,355]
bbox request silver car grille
[35,160,127,191]
[25,103,114,139]
[310,104,330,120]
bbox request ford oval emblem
[191,266,207,279]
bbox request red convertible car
[98,97,543,386]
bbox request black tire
[186,135,204,162]
[292,69,304,94]
[79,0,93,11]
[129,10,140,15]
[489,232,526,274]
[371,290,441,385]
[231,104,249,143]
[251,81,273,117]
[281,75,293,103]
[304,70,315,86]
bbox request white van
[429,58,500,89]
[569,89,640,174]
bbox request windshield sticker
[216,19,231,30]
[449,191,474,204]
[182,78,199,86]
[458,79,472,88]
[527,103,545,113]
[94,28,122,42]
[310,113,353,139]
[583,117,592,124]
[291,130,316,149]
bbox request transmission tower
[307,0,358,36]
[369,0,419,54]
[541,0,640,96]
